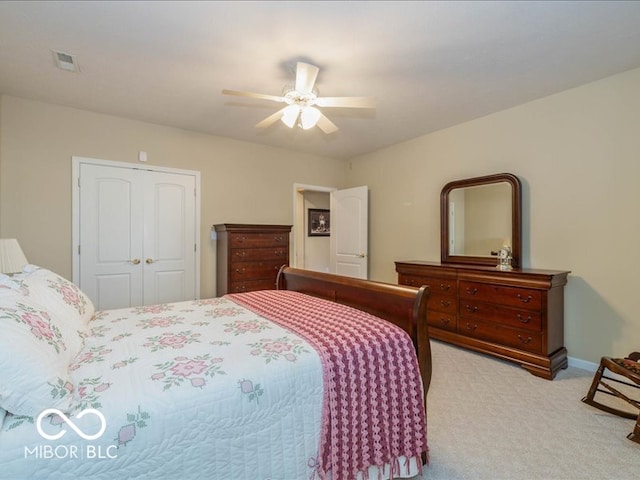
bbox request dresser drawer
[228,278,278,293]
[230,260,284,281]
[399,274,456,295]
[459,281,542,310]
[229,232,289,248]
[427,311,457,332]
[459,300,542,331]
[459,318,543,353]
[429,293,457,315]
[230,247,288,262]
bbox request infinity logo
[36,408,107,441]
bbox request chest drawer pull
[439,317,450,326]
[440,300,451,308]
[235,251,246,257]
[440,283,451,292]
[517,293,533,303]
[465,287,478,295]
[517,313,532,323]
[235,268,246,274]
[464,304,478,313]
[465,322,478,331]
[518,335,533,345]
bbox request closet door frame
[71,156,201,302]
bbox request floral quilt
[0,295,324,479]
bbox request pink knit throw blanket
[227,290,428,480]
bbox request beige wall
[0,95,345,298]
[345,66,640,364]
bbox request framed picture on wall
[308,209,330,236]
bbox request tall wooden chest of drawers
[214,224,291,296]
[396,260,570,379]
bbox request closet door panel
[79,164,144,310]
[142,171,196,305]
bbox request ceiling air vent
[52,50,80,73]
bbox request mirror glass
[441,173,522,267]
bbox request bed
[0,265,431,480]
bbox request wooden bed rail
[276,266,432,396]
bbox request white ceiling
[1,1,640,160]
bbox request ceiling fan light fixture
[281,105,300,128]
[223,62,374,134]
[300,107,321,130]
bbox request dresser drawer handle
[516,313,532,323]
[517,294,533,303]
[464,304,478,313]
[518,335,533,344]
[465,287,478,295]
[234,268,246,275]
[235,251,246,257]
[275,250,284,256]
[274,236,284,242]
[440,300,451,308]
[440,283,451,292]
[439,318,450,326]
[465,322,478,331]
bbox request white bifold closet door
[78,163,197,310]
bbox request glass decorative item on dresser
[496,245,513,271]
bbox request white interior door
[76,160,198,310]
[79,164,145,310]
[330,186,368,279]
[143,171,196,305]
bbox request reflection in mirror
[441,173,521,267]
[448,182,512,256]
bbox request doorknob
[357,253,367,258]
[128,259,141,265]
[146,258,154,264]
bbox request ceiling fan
[222,62,375,134]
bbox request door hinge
[78,245,81,255]
[194,243,197,252]
[77,177,80,188]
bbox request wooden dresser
[214,224,291,296]
[396,260,570,379]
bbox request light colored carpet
[409,340,640,480]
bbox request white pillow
[0,288,75,416]
[18,265,95,328]
[5,266,95,360]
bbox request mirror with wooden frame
[441,173,522,267]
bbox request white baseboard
[568,356,598,373]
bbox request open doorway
[292,183,369,279]
[292,183,335,272]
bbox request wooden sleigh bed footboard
[276,266,432,400]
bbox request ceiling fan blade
[315,96,376,109]
[295,62,320,94]
[255,107,287,129]
[222,89,285,103]
[315,112,339,134]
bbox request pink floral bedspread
[1,296,324,479]
[228,290,428,480]
[1,292,426,480]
